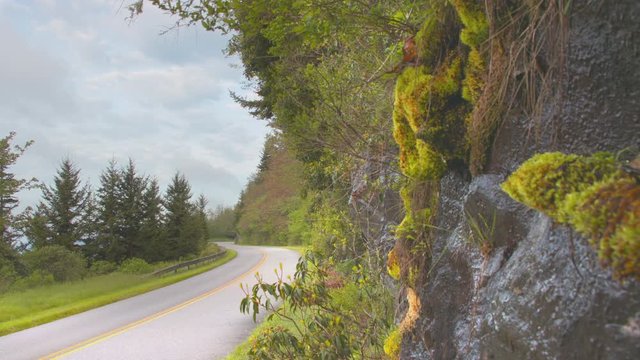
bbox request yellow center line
[40,251,268,360]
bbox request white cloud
[86,62,230,107]
[0,0,268,211]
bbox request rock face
[402,1,640,359]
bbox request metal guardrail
[150,250,227,277]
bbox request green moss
[395,185,417,240]
[449,0,489,48]
[393,59,467,179]
[387,248,401,280]
[462,48,485,103]
[449,0,489,106]
[565,176,640,279]
[501,152,620,220]
[395,184,435,243]
[414,4,458,68]
[383,327,402,360]
[393,67,448,181]
[502,152,640,280]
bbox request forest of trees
[0,132,211,290]
[234,134,308,246]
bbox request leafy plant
[240,252,393,359]
[23,245,87,282]
[89,260,117,275]
[118,258,152,275]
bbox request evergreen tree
[139,178,166,261]
[92,159,122,261]
[164,172,197,259]
[0,132,37,249]
[0,132,36,287]
[29,159,92,251]
[118,159,148,260]
[195,194,209,248]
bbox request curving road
[0,243,300,360]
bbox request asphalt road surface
[0,243,300,360]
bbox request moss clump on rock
[387,247,401,280]
[501,152,620,219]
[383,327,402,360]
[395,182,436,243]
[565,176,640,279]
[393,66,448,181]
[414,4,460,68]
[502,152,640,280]
[449,0,489,48]
[449,0,489,104]
[393,58,468,180]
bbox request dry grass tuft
[468,0,569,175]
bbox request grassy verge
[284,245,308,254]
[0,249,237,336]
[225,302,302,360]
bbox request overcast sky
[0,0,270,211]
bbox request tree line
[1,133,210,289]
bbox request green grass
[0,249,237,336]
[284,245,308,254]
[209,237,236,242]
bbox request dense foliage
[235,134,306,246]
[241,253,393,360]
[207,205,236,239]
[132,0,417,357]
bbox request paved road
[0,243,300,360]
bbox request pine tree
[0,132,37,249]
[0,132,37,287]
[93,160,123,261]
[29,159,93,251]
[164,172,196,259]
[195,194,209,248]
[118,159,148,259]
[139,178,166,261]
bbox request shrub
[10,270,55,291]
[23,245,87,282]
[89,260,118,275]
[241,253,394,359]
[0,258,18,292]
[118,258,153,274]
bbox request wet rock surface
[402,1,640,359]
